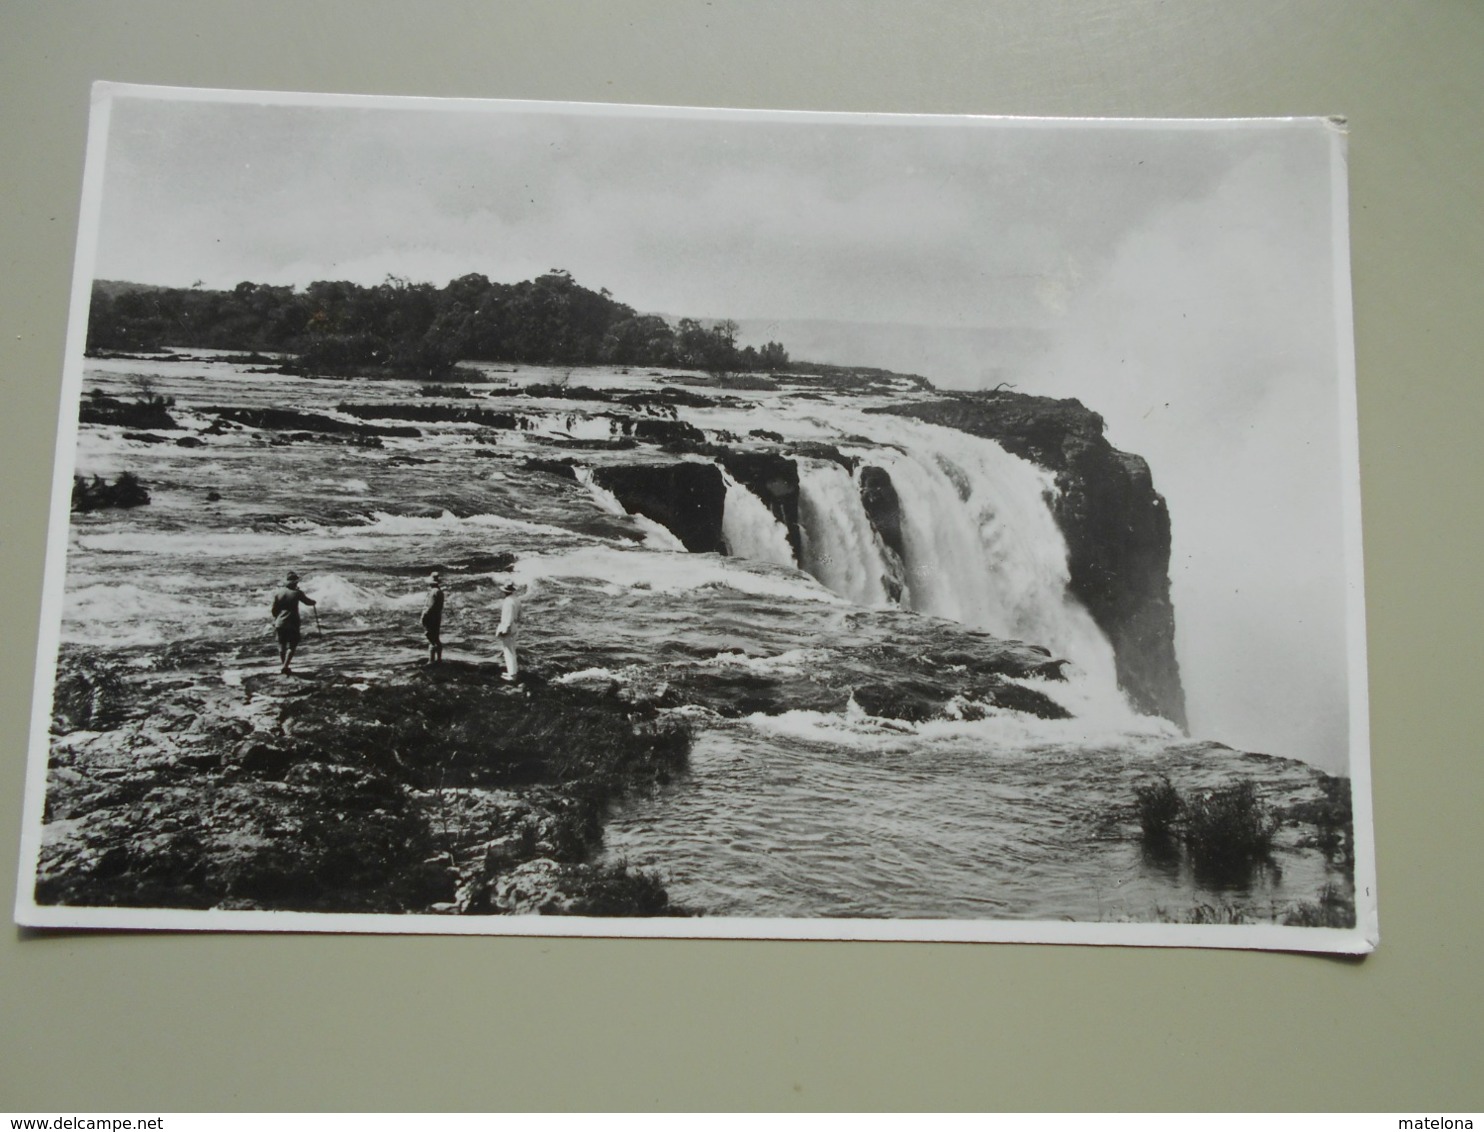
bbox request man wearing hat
[421,571,445,665]
[270,570,317,675]
[494,580,522,682]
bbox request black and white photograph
[14,84,1376,949]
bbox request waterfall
[846,415,1123,700]
[795,460,896,607]
[573,466,687,551]
[719,469,797,568]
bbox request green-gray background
[2,1,1479,1112]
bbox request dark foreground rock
[36,657,690,917]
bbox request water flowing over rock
[874,390,1186,727]
[719,469,797,568]
[796,460,896,607]
[590,463,727,553]
[718,451,802,559]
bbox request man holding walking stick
[270,570,318,675]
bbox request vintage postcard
[14,84,1376,950]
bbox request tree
[758,340,789,370]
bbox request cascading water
[572,466,687,551]
[795,459,895,607]
[844,414,1128,714]
[718,469,797,568]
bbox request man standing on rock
[421,571,445,665]
[494,580,522,682]
[270,570,317,675]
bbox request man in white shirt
[494,581,522,682]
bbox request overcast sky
[91,91,1359,771]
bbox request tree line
[86,270,790,379]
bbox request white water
[796,460,895,607]
[511,544,845,606]
[719,469,797,568]
[573,467,688,551]
[867,419,1119,683]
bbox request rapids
[51,350,1353,923]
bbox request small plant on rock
[1183,780,1279,876]
[1133,775,1280,884]
[1134,775,1181,841]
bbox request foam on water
[742,697,1178,757]
[75,508,587,558]
[718,469,797,568]
[512,545,846,606]
[358,509,581,541]
[64,582,226,623]
[553,666,626,686]
[300,572,426,615]
[796,459,894,606]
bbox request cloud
[1021,134,1353,770]
[95,97,1239,327]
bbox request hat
[430,571,442,582]
[501,582,517,594]
[286,571,300,582]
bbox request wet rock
[788,441,856,470]
[177,752,222,772]
[39,663,686,917]
[336,402,517,430]
[665,668,845,719]
[488,859,671,916]
[630,417,706,445]
[36,820,213,910]
[175,436,204,448]
[958,677,1070,721]
[857,465,908,602]
[852,670,1069,723]
[852,679,947,723]
[877,391,1186,727]
[620,386,719,410]
[209,406,421,439]
[71,473,151,513]
[523,457,578,479]
[78,393,177,429]
[591,463,726,552]
[51,656,129,732]
[858,466,906,563]
[231,737,297,778]
[492,858,573,914]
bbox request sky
[91,91,1360,771]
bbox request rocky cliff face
[592,463,727,553]
[509,381,1184,727]
[874,391,1187,728]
